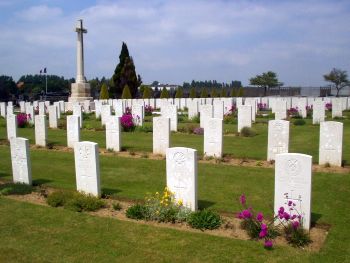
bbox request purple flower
[256,212,263,222]
[288,201,293,206]
[283,212,290,221]
[278,207,284,214]
[259,229,267,238]
[237,212,243,219]
[261,223,267,231]
[292,221,300,229]
[239,194,246,205]
[264,240,273,248]
[242,209,252,219]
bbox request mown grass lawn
[0,110,349,162]
[0,144,350,262]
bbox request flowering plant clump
[257,103,268,111]
[276,193,311,247]
[306,105,313,117]
[17,113,31,128]
[193,127,204,135]
[144,105,154,116]
[120,113,136,132]
[287,107,300,118]
[237,194,276,249]
[325,103,332,111]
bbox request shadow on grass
[0,171,11,179]
[102,187,122,197]
[32,179,53,186]
[198,200,216,210]
[311,212,322,227]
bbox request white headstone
[275,153,312,230]
[238,105,252,132]
[153,117,170,155]
[54,102,61,119]
[312,100,325,124]
[101,104,112,126]
[0,102,6,117]
[34,115,47,147]
[161,104,177,131]
[200,104,213,128]
[95,100,102,119]
[19,101,25,113]
[319,121,343,167]
[267,120,289,161]
[73,104,83,128]
[74,141,101,197]
[106,116,121,152]
[213,100,224,119]
[166,147,197,211]
[187,100,199,119]
[38,102,46,115]
[275,100,287,120]
[204,118,223,158]
[132,104,144,126]
[48,105,58,128]
[10,137,32,185]
[7,113,17,140]
[67,115,80,148]
[332,98,343,118]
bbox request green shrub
[0,183,32,196]
[240,127,257,137]
[284,224,311,247]
[65,194,105,212]
[126,204,147,220]
[47,190,74,207]
[293,119,306,126]
[188,115,200,123]
[134,125,153,133]
[47,191,104,212]
[187,209,222,230]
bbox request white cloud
[16,5,63,21]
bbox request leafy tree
[99,83,109,99]
[151,81,159,87]
[220,88,227,97]
[0,75,17,101]
[160,87,169,99]
[200,88,208,98]
[230,88,237,97]
[143,86,152,99]
[249,71,281,96]
[175,87,183,98]
[211,88,218,98]
[237,87,244,97]
[189,86,196,98]
[121,84,132,99]
[111,42,142,98]
[323,68,350,97]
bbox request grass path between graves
[0,145,350,262]
[0,113,349,163]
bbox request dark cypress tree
[175,87,183,98]
[111,42,142,98]
[160,87,169,98]
[121,84,132,99]
[189,86,196,98]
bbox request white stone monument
[74,141,100,197]
[48,105,58,128]
[101,104,112,126]
[67,115,80,148]
[166,147,197,211]
[161,104,177,131]
[34,115,47,147]
[7,113,17,140]
[153,117,170,155]
[73,104,83,128]
[267,120,289,161]
[132,104,144,126]
[332,98,343,118]
[213,100,224,119]
[204,118,223,158]
[319,121,343,167]
[106,116,121,152]
[200,104,213,128]
[274,153,312,230]
[69,19,93,102]
[237,105,252,132]
[10,137,32,185]
[312,100,325,124]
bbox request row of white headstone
[8,137,313,230]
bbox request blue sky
[0,0,349,86]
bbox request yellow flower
[177,199,183,206]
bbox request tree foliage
[142,86,152,99]
[200,88,208,98]
[249,71,281,96]
[323,68,349,97]
[111,42,142,98]
[121,84,132,99]
[189,86,196,98]
[210,88,218,98]
[99,83,109,99]
[0,75,17,101]
[160,87,169,99]
[220,88,227,97]
[175,87,183,98]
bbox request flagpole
[45,72,48,94]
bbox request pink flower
[264,240,273,248]
[242,209,252,219]
[292,221,300,229]
[239,194,246,205]
[261,223,267,231]
[237,212,243,219]
[259,229,267,238]
[256,212,264,222]
[283,212,290,221]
